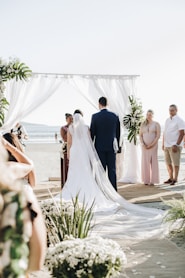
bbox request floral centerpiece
[45,235,127,278]
[123,95,144,145]
[40,195,94,246]
[0,57,32,127]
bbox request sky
[1,0,185,126]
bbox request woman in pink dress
[139,109,161,185]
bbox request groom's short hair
[99,97,107,107]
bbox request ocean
[23,121,164,144]
[22,122,61,143]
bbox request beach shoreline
[25,141,185,184]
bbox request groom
[90,97,120,191]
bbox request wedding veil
[62,113,169,239]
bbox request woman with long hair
[139,109,161,185]
[2,132,36,188]
[0,136,46,277]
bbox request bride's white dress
[55,114,168,239]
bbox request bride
[55,110,169,239]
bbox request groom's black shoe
[170,180,177,185]
[164,178,172,184]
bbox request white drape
[69,75,137,120]
[1,75,65,132]
[119,139,141,183]
[1,73,140,183]
[68,75,141,183]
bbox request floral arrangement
[40,194,95,246]
[0,57,32,127]
[162,193,185,236]
[0,188,32,277]
[123,95,144,145]
[45,235,127,278]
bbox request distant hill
[22,121,60,129]
[22,122,61,139]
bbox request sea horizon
[22,121,165,144]
[21,121,61,144]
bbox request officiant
[60,113,73,186]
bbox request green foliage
[162,193,185,235]
[0,59,32,82]
[0,97,9,125]
[0,57,32,127]
[0,189,30,277]
[40,193,95,246]
[123,95,144,145]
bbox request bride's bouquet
[45,235,127,278]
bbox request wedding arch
[1,73,141,183]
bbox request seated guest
[2,133,36,188]
[0,137,46,276]
[11,122,29,147]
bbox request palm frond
[161,194,185,235]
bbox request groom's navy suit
[90,109,120,191]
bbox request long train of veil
[55,113,169,240]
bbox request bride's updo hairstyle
[73,109,83,116]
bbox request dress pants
[61,152,69,187]
[97,150,117,191]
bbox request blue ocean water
[22,122,61,143]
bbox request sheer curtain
[1,73,141,183]
[69,74,136,119]
[69,75,141,182]
[1,74,67,132]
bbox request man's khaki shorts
[164,146,182,166]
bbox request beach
[25,141,185,184]
[25,142,62,183]
[25,142,185,278]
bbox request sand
[25,142,62,183]
[25,141,185,184]
[25,142,185,278]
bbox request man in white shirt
[162,104,185,185]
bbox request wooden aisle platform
[33,178,184,203]
[31,179,185,278]
[117,182,184,204]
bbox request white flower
[7,68,12,73]
[18,258,28,270]
[0,82,5,92]
[76,269,86,277]
[123,95,144,144]
[45,235,127,277]
[1,202,18,228]
[0,240,11,267]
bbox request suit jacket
[90,109,120,152]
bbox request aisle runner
[118,183,183,203]
[33,180,184,203]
